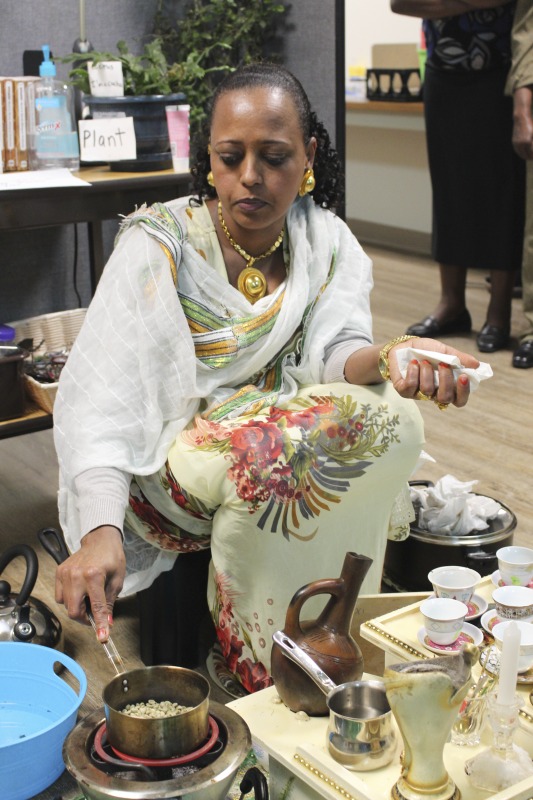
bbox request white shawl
[53,195,373,590]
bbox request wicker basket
[8,308,86,356]
[7,309,86,414]
[22,375,57,414]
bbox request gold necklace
[217,201,285,303]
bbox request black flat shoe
[512,340,533,369]
[476,323,509,353]
[406,309,472,338]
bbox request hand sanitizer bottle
[30,45,80,171]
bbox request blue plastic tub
[0,642,87,800]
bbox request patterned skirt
[124,381,424,693]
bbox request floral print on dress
[182,395,401,540]
[212,569,273,694]
[128,478,212,552]
[128,392,406,694]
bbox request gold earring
[299,168,315,197]
[207,171,215,188]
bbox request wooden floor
[369,245,532,544]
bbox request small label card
[88,61,125,97]
[78,117,137,162]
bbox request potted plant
[62,38,190,170]
[63,0,287,170]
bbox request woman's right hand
[55,525,126,642]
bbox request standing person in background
[507,0,533,368]
[390,1,525,355]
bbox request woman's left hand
[388,337,480,409]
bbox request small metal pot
[272,631,396,771]
[103,665,210,759]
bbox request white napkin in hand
[395,348,493,391]
[410,474,502,535]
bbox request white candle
[80,0,86,42]
[497,621,520,706]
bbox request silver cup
[272,631,397,771]
[327,680,396,770]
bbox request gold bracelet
[378,335,419,381]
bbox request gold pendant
[237,267,267,303]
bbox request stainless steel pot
[384,483,517,592]
[103,665,210,759]
[272,630,396,771]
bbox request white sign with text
[78,117,136,162]
[88,61,125,97]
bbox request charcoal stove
[63,701,251,800]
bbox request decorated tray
[359,575,533,730]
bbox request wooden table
[0,165,191,291]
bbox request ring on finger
[435,401,449,411]
[415,390,432,401]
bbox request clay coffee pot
[270,551,372,716]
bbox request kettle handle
[37,526,70,566]
[0,544,39,606]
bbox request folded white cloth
[395,348,493,392]
[410,474,502,535]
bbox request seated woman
[53,62,478,693]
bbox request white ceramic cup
[492,585,533,622]
[497,546,533,587]
[492,620,533,674]
[420,597,469,645]
[427,565,481,606]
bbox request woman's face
[209,86,316,239]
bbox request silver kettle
[0,543,63,649]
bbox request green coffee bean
[120,699,193,718]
